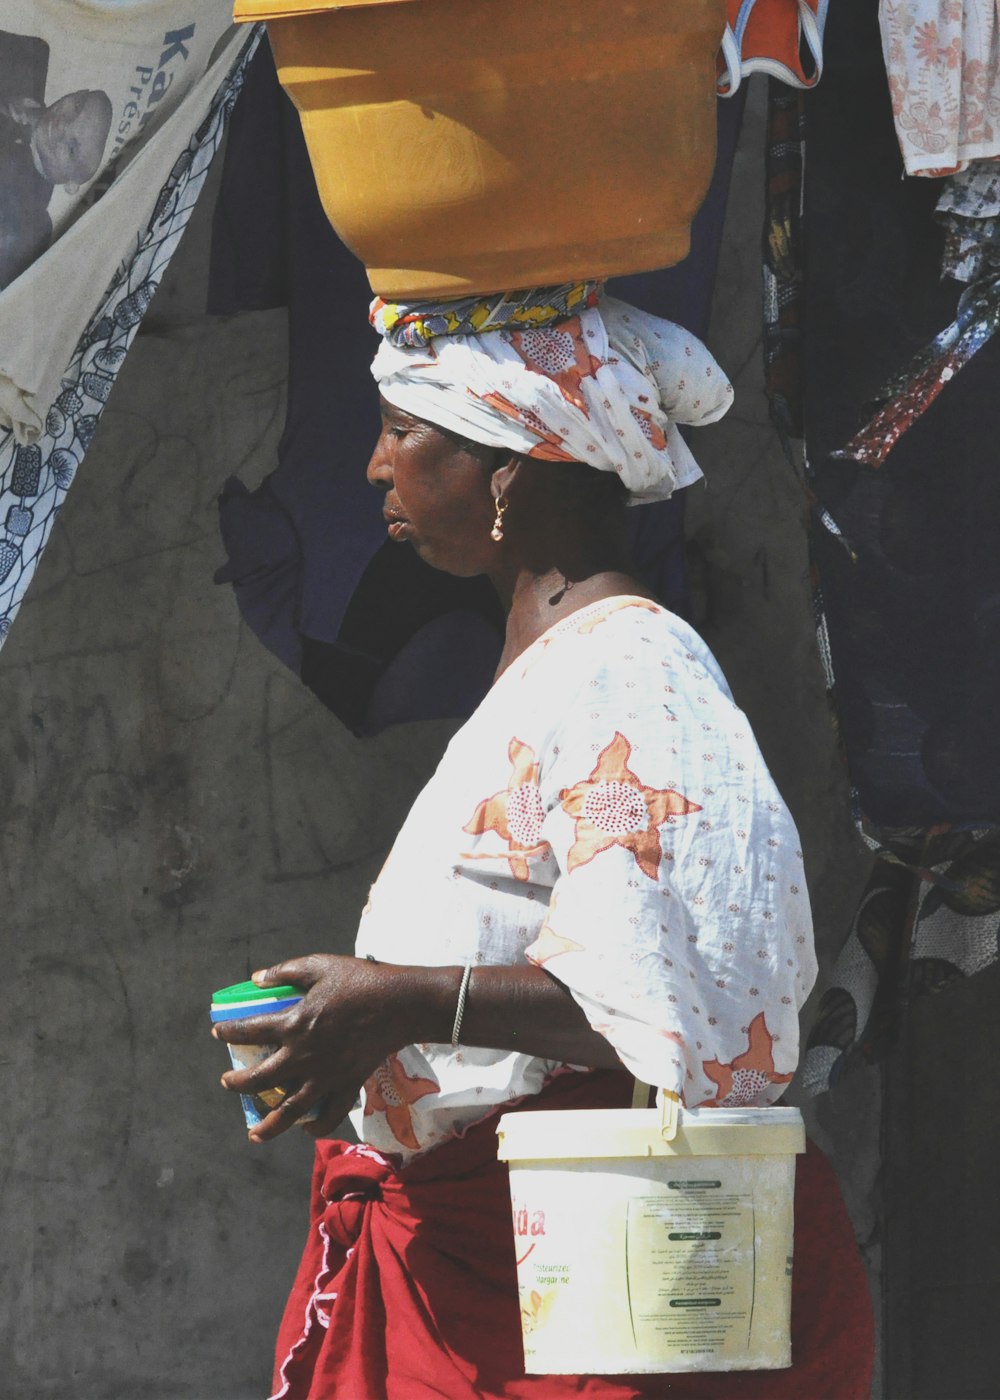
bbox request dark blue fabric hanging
[803,0,1000,826]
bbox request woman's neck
[492,566,656,678]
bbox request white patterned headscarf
[370,292,733,504]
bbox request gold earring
[490,495,509,542]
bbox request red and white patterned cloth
[881,0,1000,176]
[352,597,817,1162]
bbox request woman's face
[367,398,498,576]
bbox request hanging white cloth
[0,2,247,444]
[0,11,259,646]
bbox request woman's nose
[366,433,393,490]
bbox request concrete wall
[0,80,876,1399]
[685,87,882,1338]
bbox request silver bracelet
[450,963,474,1047]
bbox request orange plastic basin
[235,0,725,300]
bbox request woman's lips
[384,513,411,541]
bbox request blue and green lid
[212,979,304,1005]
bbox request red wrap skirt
[271,1071,874,1399]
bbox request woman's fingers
[213,1010,290,1046]
[220,1044,293,1095]
[252,955,321,990]
[248,1084,322,1143]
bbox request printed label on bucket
[509,1156,795,1375]
[625,1188,755,1359]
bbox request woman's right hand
[213,954,441,1142]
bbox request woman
[214,286,874,1399]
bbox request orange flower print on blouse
[629,404,668,450]
[701,1013,793,1107]
[509,316,603,415]
[559,732,701,880]
[364,1054,440,1151]
[525,920,584,966]
[463,737,550,881]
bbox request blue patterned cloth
[936,159,1000,285]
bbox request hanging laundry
[833,281,1000,469]
[807,0,1000,827]
[718,0,828,96]
[833,168,1000,469]
[803,827,1000,1092]
[937,157,1000,279]
[0,12,258,644]
[880,0,1000,176]
[211,43,746,735]
[798,0,1000,1092]
[0,2,248,444]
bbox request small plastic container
[210,979,318,1128]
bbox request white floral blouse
[351,597,817,1161]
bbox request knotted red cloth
[271,1070,874,1399]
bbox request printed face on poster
[0,5,235,290]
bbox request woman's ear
[490,454,523,502]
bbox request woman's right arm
[213,953,621,1143]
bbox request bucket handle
[631,1080,681,1142]
[660,1091,680,1141]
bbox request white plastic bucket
[495,1099,805,1375]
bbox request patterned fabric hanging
[832,160,1000,470]
[937,157,1000,280]
[803,827,1000,1092]
[0,27,259,646]
[0,3,247,442]
[718,0,828,96]
[880,0,1000,176]
[831,271,1000,469]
